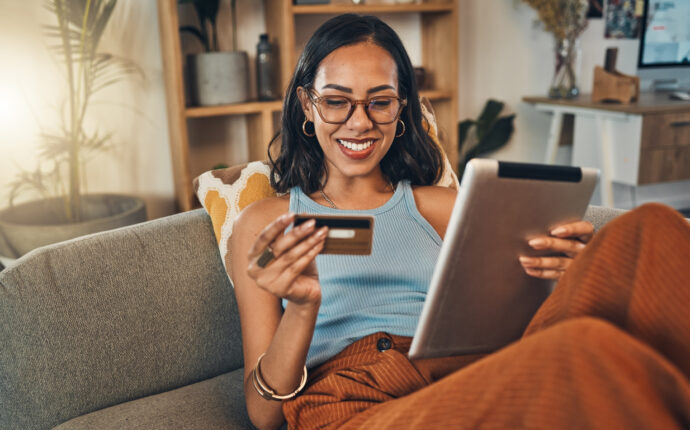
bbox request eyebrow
[321,84,396,94]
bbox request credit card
[294,214,374,255]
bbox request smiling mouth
[337,139,375,152]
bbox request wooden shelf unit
[158,0,459,212]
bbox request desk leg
[595,117,614,207]
[545,111,563,164]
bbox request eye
[323,97,349,108]
[369,98,394,110]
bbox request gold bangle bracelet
[251,353,308,401]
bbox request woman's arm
[231,198,327,430]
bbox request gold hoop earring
[302,119,315,137]
[395,119,406,138]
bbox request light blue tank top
[287,181,442,368]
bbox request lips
[336,138,377,160]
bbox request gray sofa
[0,206,626,430]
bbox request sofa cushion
[0,209,244,430]
[53,369,253,430]
[193,98,459,284]
[584,205,627,232]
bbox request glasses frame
[307,89,407,125]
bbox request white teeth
[337,139,374,151]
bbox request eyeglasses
[308,89,407,125]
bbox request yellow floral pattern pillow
[194,161,276,279]
[194,98,459,283]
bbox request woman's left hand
[519,220,594,280]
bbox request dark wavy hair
[268,14,444,194]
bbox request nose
[346,102,373,131]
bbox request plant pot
[187,51,250,106]
[0,194,147,258]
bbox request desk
[523,93,690,207]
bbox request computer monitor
[637,0,690,91]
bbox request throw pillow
[194,161,276,279]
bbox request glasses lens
[314,95,403,124]
[367,97,401,124]
[318,96,352,123]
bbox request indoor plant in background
[457,99,515,180]
[0,0,146,259]
[523,0,589,98]
[180,0,250,106]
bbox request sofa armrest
[583,205,627,232]
[0,209,243,430]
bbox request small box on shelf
[592,66,640,104]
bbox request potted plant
[457,99,515,180]
[0,0,146,259]
[180,0,249,106]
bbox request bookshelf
[158,0,458,211]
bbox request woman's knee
[550,317,622,343]
[618,202,688,231]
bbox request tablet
[408,159,599,360]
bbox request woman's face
[299,42,401,183]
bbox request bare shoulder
[234,194,291,238]
[412,185,457,239]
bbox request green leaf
[89,53,142,94]
[179,25,208,50]
[467,114,515,159]
[457,100,516,182]
[475,99,504,141]
[190,0,220,24]
[178,0,220,51]
[457,119,475,151]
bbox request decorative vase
[549,37,581,99]
[187,51,250,106]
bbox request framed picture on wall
[605,0,644,39]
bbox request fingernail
[316,227,328,238]
[280,213,293,222]
[300,219,316,230]
[519,256,533,263]
[551,227,566,236]
[528,238,546,248]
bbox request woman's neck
[315,174,395,210]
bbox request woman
[231,14,690,430]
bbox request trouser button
[377,337,392,351]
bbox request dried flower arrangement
[522,0,589,98]
[523,0,589,41]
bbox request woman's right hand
[247,213,328,307]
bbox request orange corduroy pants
[282,203,690,429]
